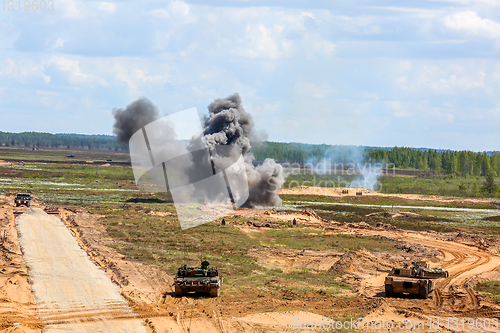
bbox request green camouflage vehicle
[174,261,221,297]
[384,261,448,299]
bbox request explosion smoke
[112,98,160,144]
[112,93,284,208]
[199,93,284,207]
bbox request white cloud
[150,8,170,19]
[0,58,50,84]
[338,15,382,34]
[48,56,107,86]
[444,112,456,122]
[385,101,412,117]
[301,34,336,59]
[398,62,490,95]
[428,0,498,5]
[393,110,412,117]
[97,2,116,14]
[295,81,335,98]
[50,38,65,51]
[58,0,86,20]
[35,90,65,108]
[113,64,170,98]
[246,103,279,117]
[487,103,500,120]
[169,0,190,17]
[364,92,379,100]
[238,24,291,59]
[443,11,500,38]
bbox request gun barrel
[376,268,391,272]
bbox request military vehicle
[384,261,448,299]
[174,261,221,297]
[15,193,32,207]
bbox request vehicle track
[15,208,147,332]
[360,228,500,315]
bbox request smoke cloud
[304,146,382,191]
[112,98,160,144]
[112,93,284,208]
[199,93,284,207]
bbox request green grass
[476,281,500,301]
[0,147,129,162]
[97,208,388,299]
[379,175,500,198]
[256,228,397,252]
[283,172,500,200]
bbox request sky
[0,0,500,151]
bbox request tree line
[367,147,500,177]
[0,131,126,151]
[1,132,499,178]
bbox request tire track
[466,287,479,308]
[360,228,500,314]
[15,208,147,332]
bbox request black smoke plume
[112,93,284,207]
[200,93,284,207]
[112,98,159,144]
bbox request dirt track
[15,208,146,332]
[280,185,498,205]
[356,228,500,324]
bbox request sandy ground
[280,186,500,205]
[15,208,146,332]
[3,190,500,332]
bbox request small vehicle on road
[15,193,32,207]
[174,261,221,297]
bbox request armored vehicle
[384,261,448,299]
[15,193,31,207]
[174,261,221,297]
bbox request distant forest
[0,131,125,151]
[252,142,500,177]
[1,131,499,176]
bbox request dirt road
[15,208,146,332]
[280,185,498,205]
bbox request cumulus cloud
[113,63,170,98]
[397,62,490,95]
[47,56,107,86]
[238,24,291,59]
[97,2,116,14]
[443,11,500,38]
[49,38,65,51]
[0,58,50,84]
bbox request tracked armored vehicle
[174,261,221,297]
[384,261,448,299]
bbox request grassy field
[4,147,500,298]
[283,171,500,199]
[95,205,366,298]
[475,281,500,301]
[0,147,130,162]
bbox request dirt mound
[375,222,400,231]
[394,242,441,258]
[247,220,279,228]
[453,232,490,249]
[328,248,392,275]
[296,208,324,221]
[346,222,371,229]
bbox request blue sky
[1,0,500,151]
